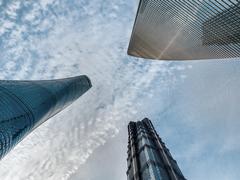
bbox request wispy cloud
[0,0,186,179]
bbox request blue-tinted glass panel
[0,75,91,159]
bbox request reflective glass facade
[127,118,186,180]
[128,0,240,60]
[0,75,91,159]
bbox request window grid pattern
[128,0,240,60]
[127,118,186,180]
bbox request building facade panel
[0,75,91,159]
[128,0,240,60]
[127,118,186,180]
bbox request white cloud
[39,0,56,9]
[0,0,185,179]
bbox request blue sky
[0,0,239,180]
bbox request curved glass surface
[0,75,91,159]
[128,0,240,60]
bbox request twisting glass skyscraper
[127,118,186,180]
[0,75,91,159]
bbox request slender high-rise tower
[0,75,91,159]
[127,118,186,180]
[128,0,240,60]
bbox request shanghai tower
[0,75,91,159]
[127,118,186,180]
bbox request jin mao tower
[127,118,186,180]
